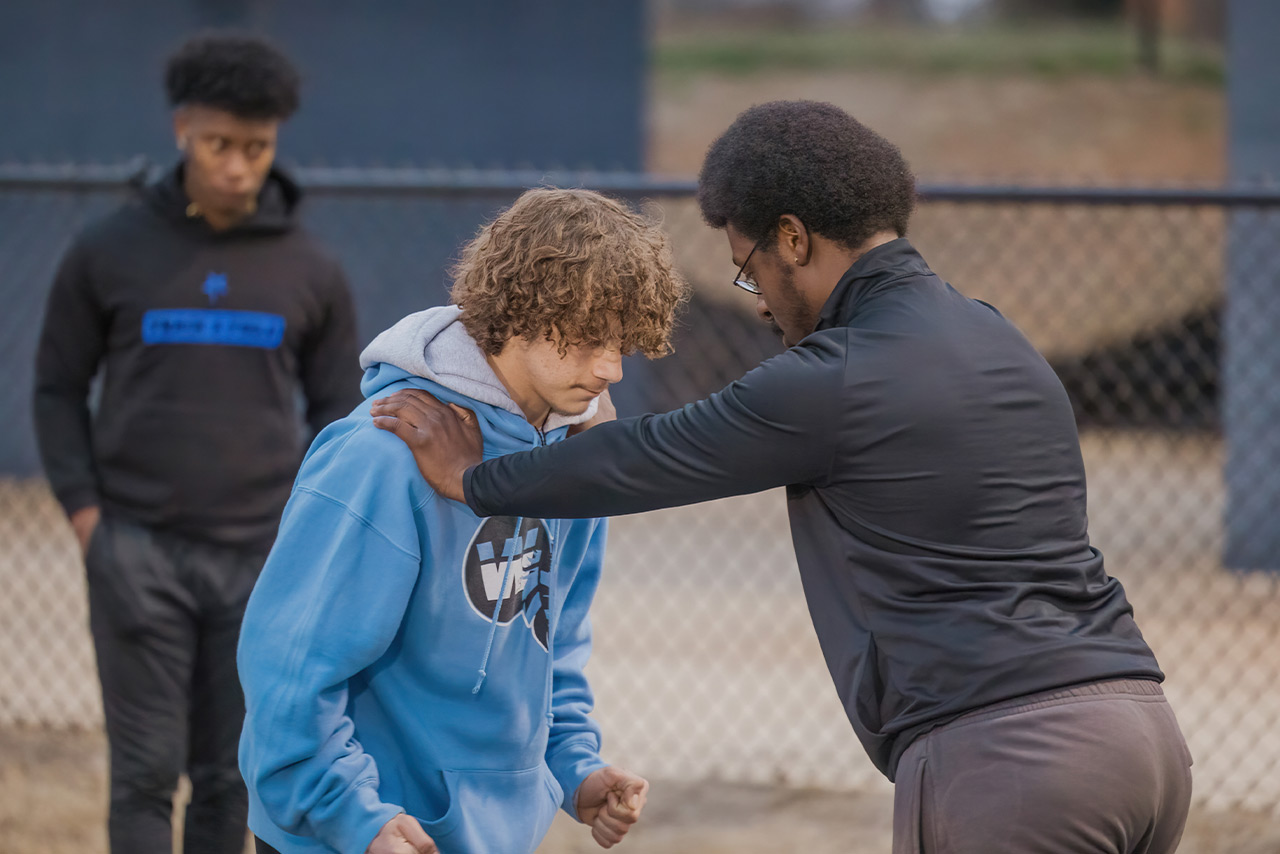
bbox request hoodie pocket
[422,765,562,854]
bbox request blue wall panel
[0,0,645,170]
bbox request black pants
[254,840,281,854]
[86,512,268,854]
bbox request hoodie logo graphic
[462,516,552,650]
[202,272,229,305]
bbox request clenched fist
[367,813,438,854]
[575,766,649,849]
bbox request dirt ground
[648,67,1223,182]
[3,726,1279,854]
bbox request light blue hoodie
[238,306,609,854]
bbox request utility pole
[1133,0,1161,73]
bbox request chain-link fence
[1,167,1278,816]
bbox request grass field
[655,21,1224,85]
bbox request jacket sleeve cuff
[546,739,607,821]
[317,783,404,854]
[462,464,485,515]
[55,485,99,518]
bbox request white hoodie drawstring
[544,521,560,727]
[472,516,525,694]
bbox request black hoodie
[462,239,1163,779]
[34,163,361,548]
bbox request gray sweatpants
[86,512,268,854]
[893,679,1193,854]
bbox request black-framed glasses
[732,239,762,295]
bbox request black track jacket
[34,164,361,548]
[463,238,1162,780]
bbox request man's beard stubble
[770,264,807,348]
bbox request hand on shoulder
[369,389,482,503]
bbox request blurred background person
[31,31,360,854]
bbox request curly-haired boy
[238,188,689,854]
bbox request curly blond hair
[450,188,689,357]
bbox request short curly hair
[697,100,915,249]
[165,31,300,120]
[451,188,689,358]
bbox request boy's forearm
[545,735,607,818]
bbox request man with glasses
[370,101,1193,854]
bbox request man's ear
[777,214,811,266]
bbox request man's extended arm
[373,331,844,519]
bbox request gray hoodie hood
[359,306,598,431]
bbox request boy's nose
[595,351,624,384]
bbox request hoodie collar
[815,238,933,331]
[144,161,301,235]
[359,306,599,433]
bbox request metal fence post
[1225,0,1280,570]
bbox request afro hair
[697,100,915,250]
[165,31,300,120]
